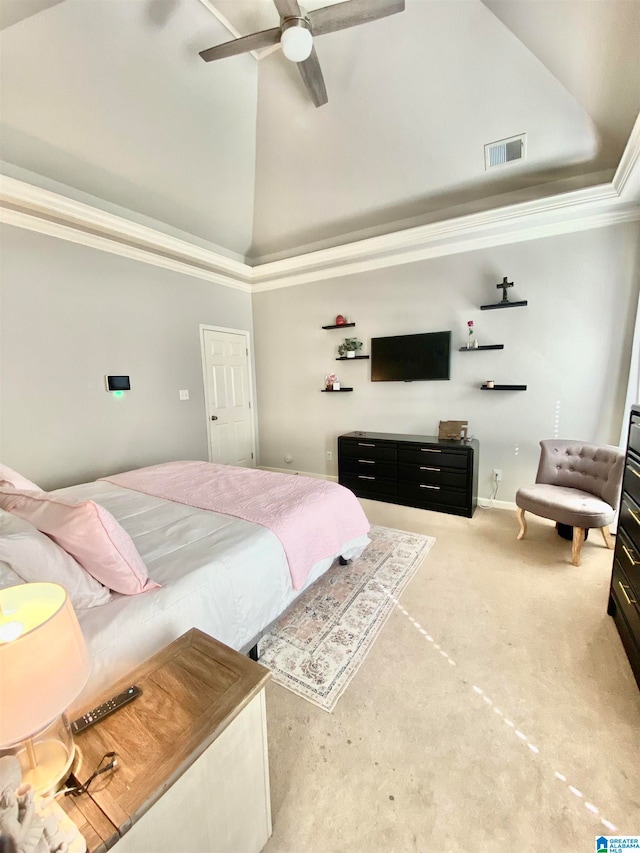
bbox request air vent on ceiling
[484,134,526,170]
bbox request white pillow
[0,510,111,609]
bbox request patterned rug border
[259,525,435,712]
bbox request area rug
[258,525,435,712]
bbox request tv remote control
[70,685,142,734]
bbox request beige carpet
[263,500,640,853]
[259,526,435,712]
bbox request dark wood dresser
[608,404,640,688]
[338,431,479,517]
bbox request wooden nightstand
[61,629,272,853]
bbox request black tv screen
[371,331,451,382]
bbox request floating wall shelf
[322,322,356,329]
[481,384,527,391]
[336,355,370,361]
[480,301,528,311]
[458,345,505,351]
[322,387,353,392]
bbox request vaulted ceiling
[1,0,638,264]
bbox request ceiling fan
[199,0,405,108]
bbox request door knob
[211,415,218,421]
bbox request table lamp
[0,582,91,794]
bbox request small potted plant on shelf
[338,337,363,358]
[325,373,339,390]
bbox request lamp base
[5,714,76,795]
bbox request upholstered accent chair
[516,440,624,566]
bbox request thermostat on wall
[105,375,131,391]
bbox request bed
[0,461,370,708]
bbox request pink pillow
[0,488,159,595]
[0,464,41,492]
[0,510,111,609]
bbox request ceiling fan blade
[273,0,302,19]
[297,46,328,108]
[309,0,405,37]
[199,27,280,62]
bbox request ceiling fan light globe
[281,24,313,62]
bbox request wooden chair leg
[600,526,614,549]
[516,508,527,540]
[571,527,585,566]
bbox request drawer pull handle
[358,475,375,480]
[419,484,440,490]
[420,466,440,472]
[358,442,376,447]
[358,459,375,464]
[618,581,637,606]
[631,467,640,479]
[420,448,441,453]
[629,508,640,527]
[622,544,639,566]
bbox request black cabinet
[607,404,640,689]
[338,431,479,517]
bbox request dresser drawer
[620,494,640,555]
[611,559,640,640]
[398,445,468,470]
[341,458,397,479]
[629,420,640,457]
[340,474,397,497]
[398,482,468,509]
[340,439,397,462]
[399,463,468,489]
[623,455,640,507]
[614,527,640,591]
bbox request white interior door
[201,327,256,467]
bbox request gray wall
[0,225,253,489]
[252,223,640,502]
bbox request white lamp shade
[0,583,91,746]
[281,24,313,62]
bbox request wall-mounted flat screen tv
[371,331,451,382]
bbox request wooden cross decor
[438,420,469,441]
[497,276,513,303]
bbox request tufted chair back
[535,440,624,510]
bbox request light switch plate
[179,389,189,401]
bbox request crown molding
[613,112,640,200]
[251,183,639,291]
[2,129,639,294]
[0,175,252,291]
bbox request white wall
[252,223,640,502]
[0,224,253,489]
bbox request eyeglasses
[65,751,118,797]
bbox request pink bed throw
[101,461,370,590]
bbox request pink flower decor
[466,320,476,348]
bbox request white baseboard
[259,466,338,481]
[477,498,517,511]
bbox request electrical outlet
[326,451,333,461]
[493,468,502,481]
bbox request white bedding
[50,481,369,708]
